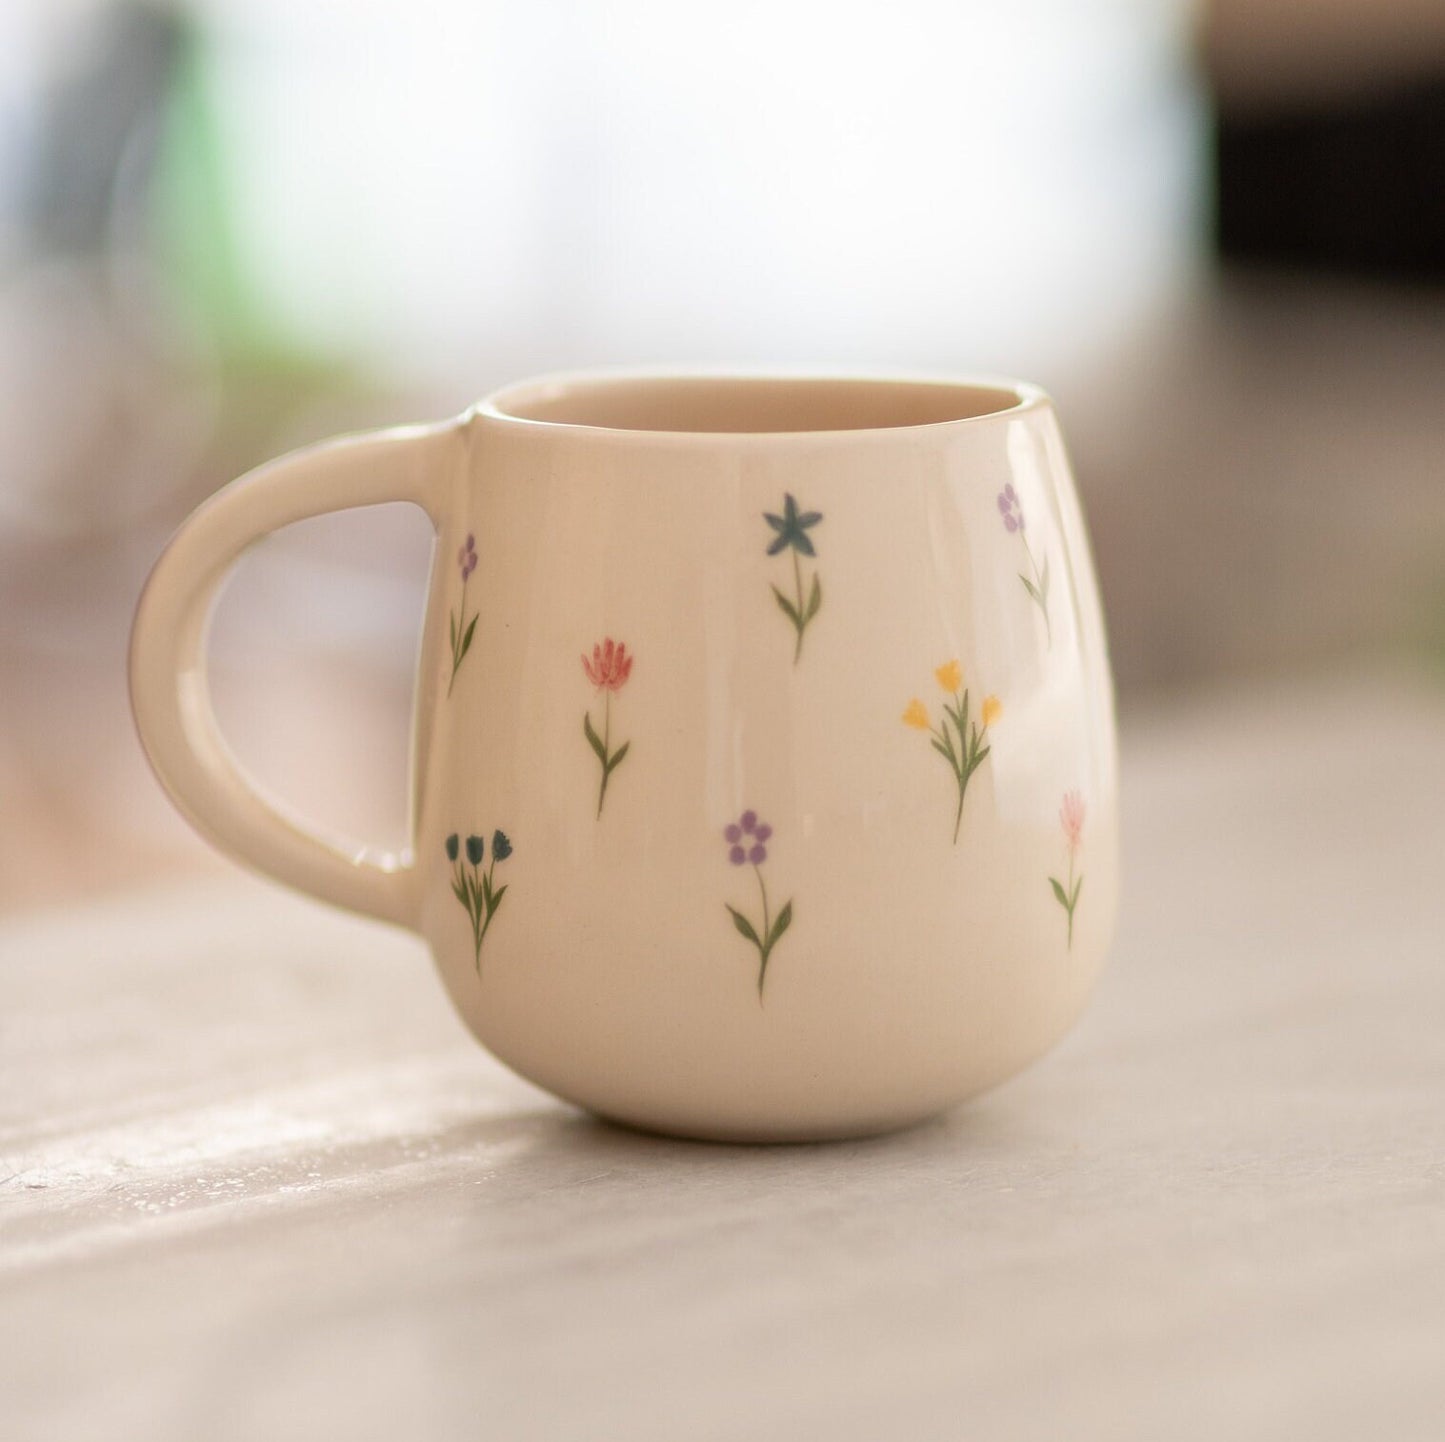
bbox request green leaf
[606,740,631,774]
[1070,876,1083,909]
[480,872,493,910]
[725,904,761,948]
[934,723,959,766]
[929,738,954,762]
[449,610,458,653]
[490,883,508,913]
[583,711,608,764]
[1049,877,1069,907]
[1020,575,1042,604]
[458,614,478,662]
[771,585,801,626]
[805,572,822,620]
[451,878,469,906]
[767,899,793,949]
[969,743,991,772]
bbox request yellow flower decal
[902,698,930,730]
[903,667,1000,842]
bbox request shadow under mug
[131,372,1118,1142]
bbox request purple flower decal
[998,484,1051,646]
[447,534,480,697]
[721,810,793,999]
[997,483,1023,533]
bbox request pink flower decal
[581,638,633,818]
[1060,789,1085,853]
[1049,789,1085,948]
[581,637,633,692]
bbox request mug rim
[472,369,1048,443]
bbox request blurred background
[3,0,1443,914]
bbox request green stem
[792,548,805,663]
[447,576,468,697]
[470,861,484,968]
[755,865,771,998]
[597,690,611,818]
[476,860,496,964]
[1066,852,1075,949]
[1020,534,1052,645]
[952,696,970,843]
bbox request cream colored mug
[131,373,1118,1141]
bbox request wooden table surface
[3,670,1444,1441]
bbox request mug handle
[129,419,456,932]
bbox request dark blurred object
[1206,0,1445,282]
[1214,73,1445,282]
[25,3,183,258]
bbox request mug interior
[484,375,1027,435]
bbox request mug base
[584,1102,954,1146]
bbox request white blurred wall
[198,0,1202,387]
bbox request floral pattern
[764,493,824,663]
[447,534,479,697]
[581,638,633,818]
[998,484,1051,646]
[447,828,513,972]
[903,662,1000,843]
[722,810,793,999]
[427,485,1099,987]
[1049,790,1085,948]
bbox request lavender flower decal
[764,493,824,663]
[722,810,793,999]
[447,534,479,697]
[1048,791,1085,948]
[446,828,512,972]
[998,484,1051,645]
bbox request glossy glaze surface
[418,377,1118,1139]
[132,374,1118,1140]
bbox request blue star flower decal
[762,492,825,663]
[763,493,823,557]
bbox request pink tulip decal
[581,638,633,818]
[1049,789,1085,948]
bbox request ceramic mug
[131,372,1118,1141]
